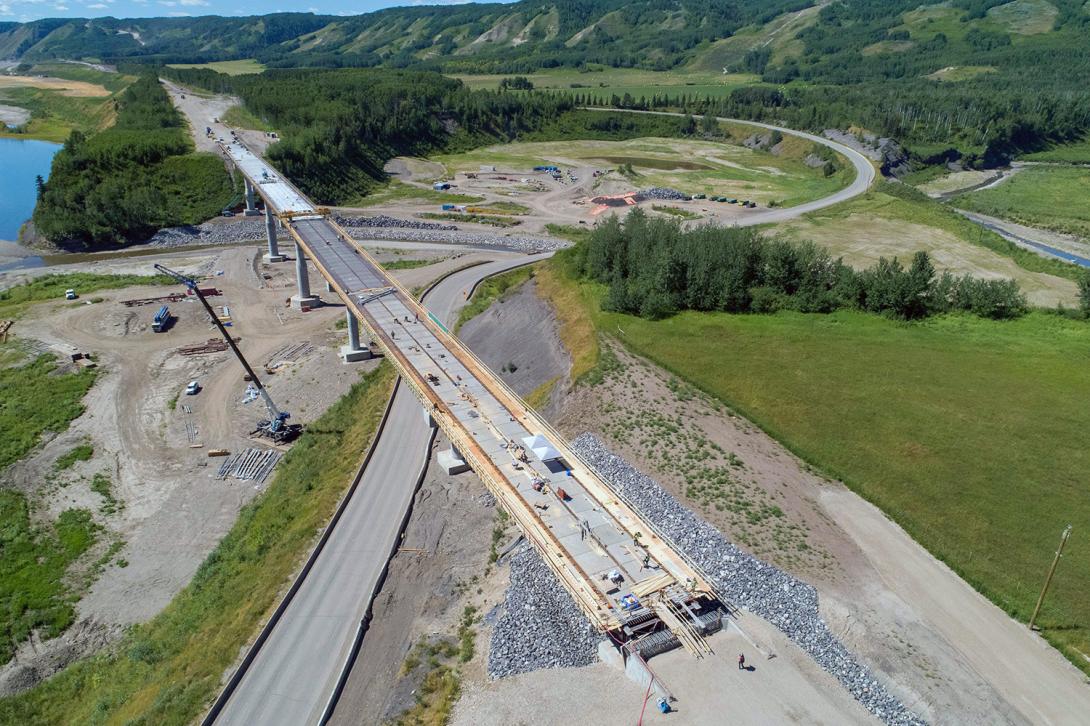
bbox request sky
[0,0,472,23]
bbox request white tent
[522,434,561,462]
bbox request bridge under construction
[222,139,722,655]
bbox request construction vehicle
[153,264,301,443]
[152,305,172,333]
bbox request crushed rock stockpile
[570,434,927,726]
[591,187,688,207]
[333,214,456,231]
[488,543,602,679]
[639,187,687,201]
[140,218,568,254]
[142,220,272,248]
[348,228,570,254]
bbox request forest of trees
[159,66,692,205]
[573,209,1029,320]
[33,74,236,246]
[569,76,1090,167]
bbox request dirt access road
[162,80,272,156]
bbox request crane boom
[153,263,284,422]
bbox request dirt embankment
[458,278,570,416]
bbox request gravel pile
[133,218,568,254]
[488,543,602,679]
[640,187,688,201]
[333,214,456,231]
[140,220,274,248]
[136,214,571,253]
[348,227,570,254]
[570,433,926,726]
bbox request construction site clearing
[0,241,485,694]
[373,154,774,238]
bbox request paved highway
[213,253,550,725]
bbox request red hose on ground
[637,677,653,726]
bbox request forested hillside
[32,74,236,246]
[2,0,1087,78]
[0,1,806,69]
[4,0,1090,165]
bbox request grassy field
[986,0,1058,35]
[0,494,99,665]
[0,65,132,142]
[1022,136,1090,163]
[953,166,1090,240]
[652,204,701,219]
[434,136,850,207]
[221,103,274,132]
[0,352,97,470]
[383,257,440,271]
[0,273,172,319]
[0,362,395,724]
[348,179,481,208]
[544,223,593,244]
[167,59,266,75]
[924,65,997,82]
[0,344,102,665]
[775,185,1080,306]
[540,257,1090,676]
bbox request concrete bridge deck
[214,138,717,722]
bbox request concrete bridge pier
[244,179,260,216]
[290,243,320,311]
[438,443,470,475]
[340,310,372,363]
[263,205,285,263]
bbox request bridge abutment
[438,443,470,475]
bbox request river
[0,136,61,271]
